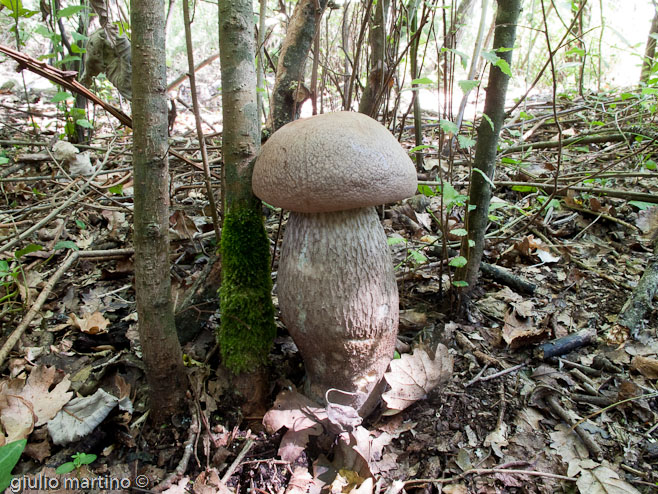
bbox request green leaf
[641,87,658,96]
[564,47,585,57]
[449,228,467,237]
[56,55,81,65]
[387,236,406,246]
[75,219,86,229]
[457,135,475,149]
[441,47,469,69]
[55,462,76,475]
[439,119,458,134]
[76,119,93,129]
[15,244,42,259]
[468,239,475,247]
[417,184,436,197]
[76,453,96,465]
[481,50,499,64]
[70,31,88,42]
[0,439,26,491]
[494,58,512,77]
[408,144,435,153]
[56,5,87,18]
[628,200,656,210]
[409,249,428,264]
[54,241,79,251]
[643,159,656,170]
[620,92,636,101]
[108,184,123,195]
[441,182,459,203]
[0,157,9,165]
[511,185,537,192]
[0,0,21,12]
[452,280,469,287]
[472,168,495,188]
[519,110,534,121]
[70,42,85,54]
[411,77,434,85]
[482,113,494,131]
[458,80,479,94]
[449,256,467,268]
[52,91,74,103]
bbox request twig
[0,248,133,368]
[0,141,114,255]
[404,467,576,486]
[221,438,254,484]
[153,398,198,492]
[465,363,525,387]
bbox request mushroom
[253,111,417,416]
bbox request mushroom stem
[277,207,399,416]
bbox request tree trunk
[218,0,277,373]
[358,0,390,117]
[131,0,187,423]
[641,7,658,84]
[455,0,521,296]
[268,0,329,132]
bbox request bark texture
[359,0,389,117]
[456,0,521,294]
[131,0,186,422]
[278,208,399,415]
[218,0,276,373]
[268,0,328,132]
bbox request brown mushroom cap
[252,111,418,213]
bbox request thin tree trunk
[358,0,389,117]
[268,0,329,132]
[218,0,277,373]
[131,0,186,423]
[456,0,521,296]
[641,6,658,84]
[409,0,423,167]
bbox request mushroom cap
[252,111,418,213]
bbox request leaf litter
[0,81,657,493]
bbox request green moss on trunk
[219,207,276,373]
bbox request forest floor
[0,78,657,494]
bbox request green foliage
[55,452,97,475]
[0,439,26,491]
[449,256,467,268]
[218,207,276,374]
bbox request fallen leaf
[18,365,72,426]
[0,380,35,445]
[285,466,313,494]
[630,356,658,379]
[382,344,453,414]
[502,308,547,349]
[69,311,110,334]
[262,389,328,462]
[576,461,640,494]
[47,388,121,445]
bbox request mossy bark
[218,207,276,373]
[218,0,276,373]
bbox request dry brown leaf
[630,355,658,379]
[382,344,453,414]
[502,308,547,349]
[18,365,72,426]
[443,485,468,494]
[69,311,110,334]
[262,389,327,462]
[576,461,640,494]
[0,380,35,445]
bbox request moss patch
[219,207,276,373]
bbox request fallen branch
[537,327,597,360]
[404,467,576,486]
